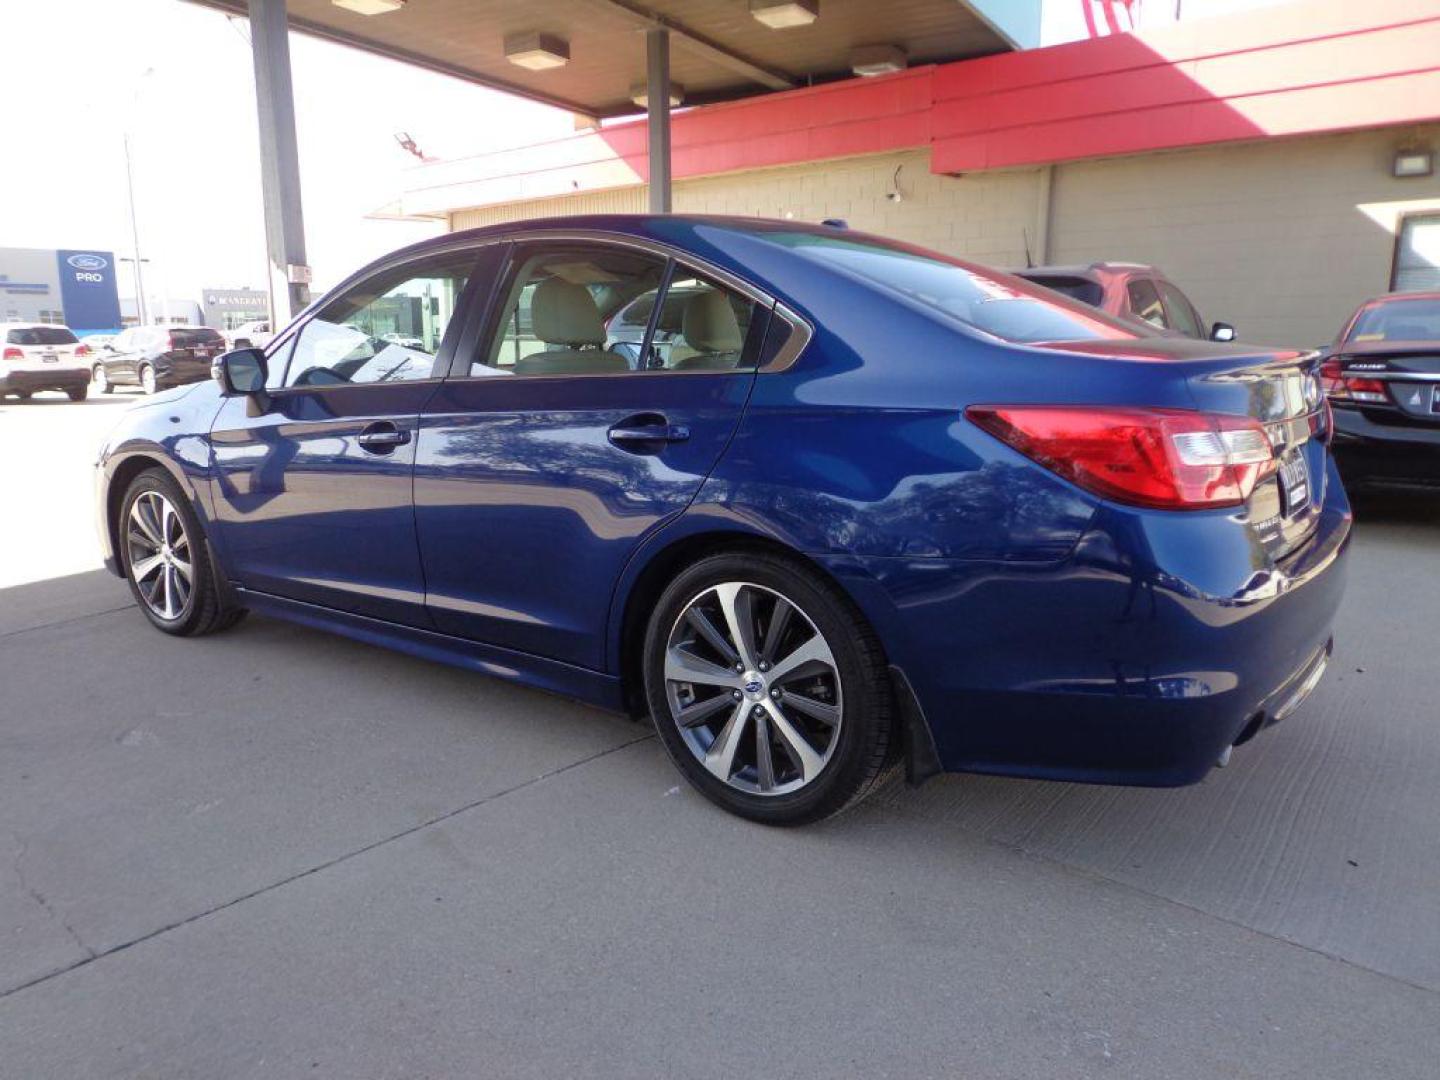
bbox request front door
[209,247,479,626]
[414,241,772,670]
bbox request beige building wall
[1047,125,1440,347]
[447,127,1440,347]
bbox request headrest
[531,278,605,346]
[681,290,743,354]
[514,349,630,376]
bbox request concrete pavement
[2,393,1439,1078]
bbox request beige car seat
[514,278,629,376]
[671,290,745,371]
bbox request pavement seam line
[0,604,132,641]
[962,816,1440,1000]
[6,832,98,962]
[0,730,656,1002]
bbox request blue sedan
[95,216,1350,824]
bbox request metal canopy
[188,0,1015,120]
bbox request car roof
[0,321,75,331]
[1015,262,1157,279]
[1359,290,1440,305]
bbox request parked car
[1015,262,1236,342]
[226,319,273,350]
[1321,290,1440,489]
[0,322,91,401]
[95,216,1348,825]
[82,333,117,353]
[93,325,227,394]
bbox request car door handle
[357,422,411,453]
[607,416,690,449]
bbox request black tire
[117,468,245,636]
[139,364,157,394]
[93,365,113,394]
[643,550,894,825]
[16,391,31,401]
[67,385,88,402]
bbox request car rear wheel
[644,551,894,825]
[93,365,112,394]
[67,385,88,402]
[139,364,157,394]
[118,469,245,636]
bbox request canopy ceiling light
[1393,148,1434,178]
[504,32,571,71]
[630,82,685,109]
[331,0,405,14]
[851,44,906,77]
[750,1,819,30]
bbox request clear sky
[0,0,574,300]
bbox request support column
[249,0,311,322]
[646,28,672,215]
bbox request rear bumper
[0,368,89,393]
[1331,405,1440,487]
[825,457,1352,787]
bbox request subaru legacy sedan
[95,216,1350,825]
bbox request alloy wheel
[140,366,157,394]
[664,581,843,796]
[93,364,107,392]
[126,490,193,620]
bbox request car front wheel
[93,365,112,394]
[118,469,244,636]
[644,551,894,825]
[139,364,157,394]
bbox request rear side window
[1126,279,1168,329]
[6,326,78,346]
[759,231,1143,344]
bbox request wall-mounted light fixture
[851,44,906,78]
[630,82,685,109]
[750,1,819,30]
[1393,148,1434,178]
[332,0,405,14]
[505,32,571,71]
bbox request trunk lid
[1329,341,1440,425]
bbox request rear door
[414,238,774,669]
[209,246,481,626]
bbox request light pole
[122,68,156,326]
[118,257,151,327]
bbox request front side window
[1126,279,1168,329]
[1159,281,1203,338]
[284,250,474,388]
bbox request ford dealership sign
[66,253,109,272]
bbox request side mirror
[1210,322,1237,343]
[213,348,270,412]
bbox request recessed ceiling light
[504,32,571,71]
[331,0,405,15]
[750,1,819,30]
[630,82,685,109]
[850,44,906,77]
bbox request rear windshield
[170,328,224,346]
[6,327,78,346]
[1017,274,1105,308]
[1346,297,1440,342]
[758,231,1142,344]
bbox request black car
[93,326,227,395]
[1321,291,1440,490]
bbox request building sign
[55,249,121,332]
[202,286,270,330]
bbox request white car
[226,320,273,350]
[1,322,92,401]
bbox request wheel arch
[103,449,205,572]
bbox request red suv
[1016,262,1236,342]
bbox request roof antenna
[1022,227,1034,269]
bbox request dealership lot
[2,393,1439,1078]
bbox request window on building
[1393,213,1440,292]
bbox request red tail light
[2,347,22,362]
[966,406,1279,510]
[1319,359,1388,404]
[75,344,91,358]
